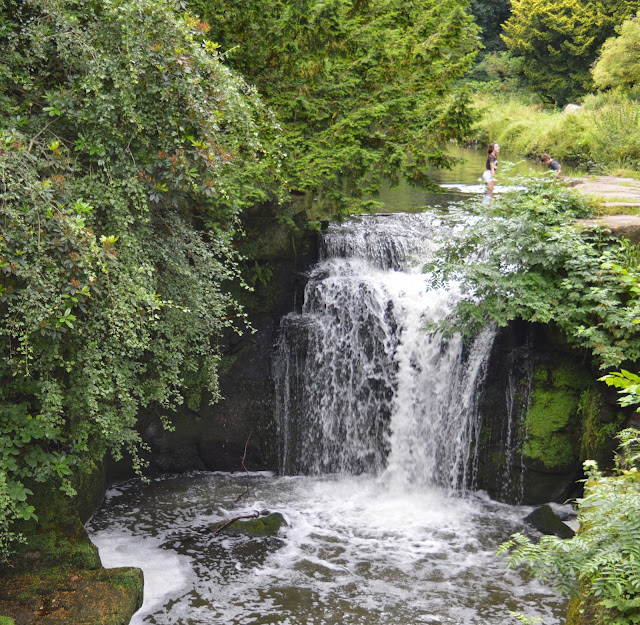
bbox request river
[87,148,568,625]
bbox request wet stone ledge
[0,567,143,625]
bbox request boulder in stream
[211,512,288,537]
[524,504,575,539]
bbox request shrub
[498,429,640,625]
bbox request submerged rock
[524,504,575,539]
[210,512,287,537]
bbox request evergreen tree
[191,0,481,216]
[469,0,512,52]
[502,0,640,104]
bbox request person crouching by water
[541,153,562,177]
[482,142,499,202]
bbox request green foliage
[469,0,512,52]
[427,178,640,369]
[466,51,530,95]
[510,614,543,625]
[498,429,640,625]
[502,0,640,104]
[593,14,640,92]
[0,0,274,559]
[0,472,26,562]
[191,0,481,218]
[600,370,640,409]
[471,91,640,174]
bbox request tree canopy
[191,0,481,216]
[502,0,640,104]
[592,13,640,92]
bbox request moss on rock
[522,362,590,472]
[0,460,142,625]
[0,566,143,625]
[578,387,625,467]
[566,591,609,625]
[9,477,102,573]
[212,512,287,537]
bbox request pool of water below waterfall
[88,472,567,625]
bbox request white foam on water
[87,473,565,625]
[90,531,193,624]
[440,183,527,194]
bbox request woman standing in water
[482,142,499,201]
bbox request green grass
[470,92,640,174]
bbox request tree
[191,0,481,217]
[592,13,640,91]
[0,0,274,559]
[469,0,512,53]
[502,0,640,104]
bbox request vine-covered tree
[502,0,640,104]
[592,13,640,92]
[191,0,481,216]
[0,0,275,558]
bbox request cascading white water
[87,160,567,625]
[275,213,495,491]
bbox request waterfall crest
[274,213,495,491]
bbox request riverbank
[571,176,640,210]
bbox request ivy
[0,0,276,560]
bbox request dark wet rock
[108,208,320,481]
[524,504,575,539]
[475,320,626,505]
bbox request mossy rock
[211,512,287,537]
[0,617,16,625]
[578,387,625,468]
[6,516,102,574]
[566,590,609,625]
[522,362,590,472]
[0,566,143,625]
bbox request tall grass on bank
[470,92,640,173]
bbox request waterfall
[274,213,495,491]
[499,345,533,503]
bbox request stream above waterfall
[87,151,568,624]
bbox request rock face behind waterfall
[122,202,318,478]
[132,207,627,506]
[476,320,625,504]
